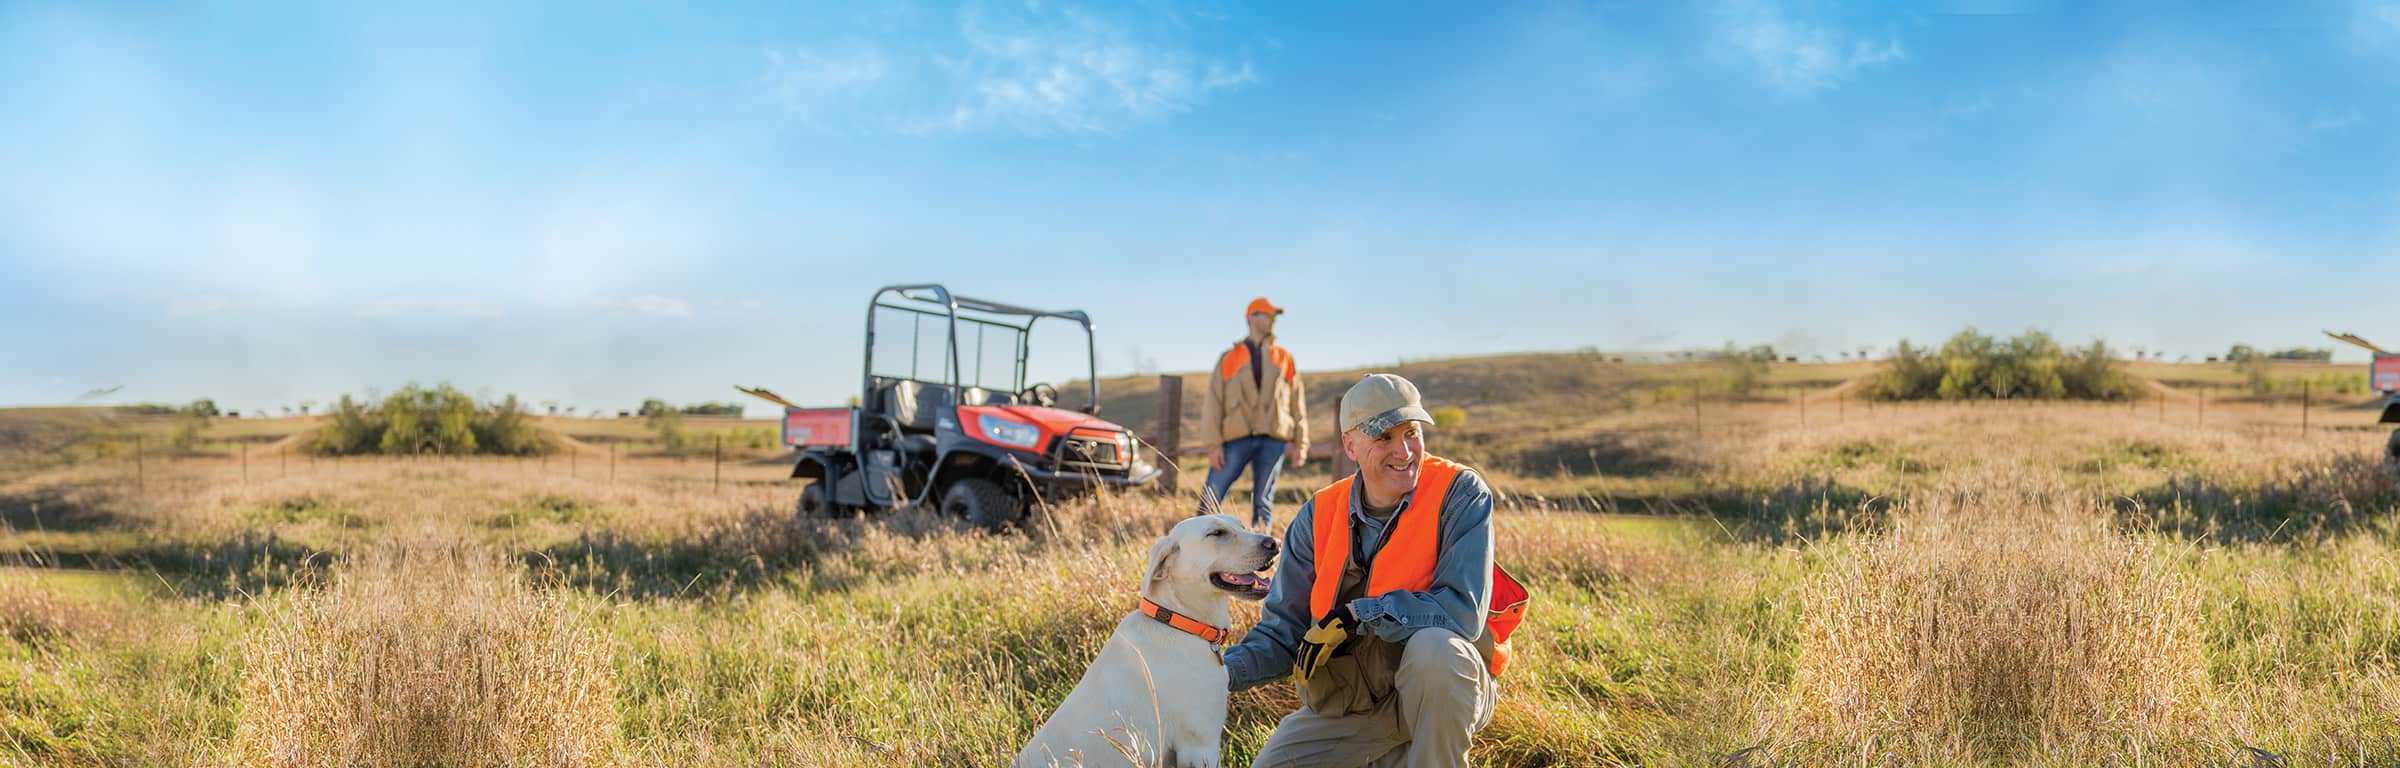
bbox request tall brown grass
[1769,482,2211,764]
[6,395,2396,766]
[0,569,111,649]
[235,540,619,767]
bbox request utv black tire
[2386,429,2399,467]
[943,478,1023,531]
[798,483,854,518]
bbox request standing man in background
[1198,297,1309,529]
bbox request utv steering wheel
[1023,382,1060,408]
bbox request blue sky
[4,0,2399,413]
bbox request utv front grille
[1055,433,1128,471]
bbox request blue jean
[1201,435,1287,528]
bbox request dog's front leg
[1162,741,1221,768]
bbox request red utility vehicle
[2324,331,2400,467]
[779,285,1160,529]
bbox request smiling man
[1223,373,1500,767]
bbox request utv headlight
[978,416,1041,448]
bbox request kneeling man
[1223,373,1506,768]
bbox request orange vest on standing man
[1307,454,1529,677]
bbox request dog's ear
[1143,538,1180,595]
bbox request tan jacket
[1198,335,1308,454]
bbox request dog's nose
[1262,538,1280,554]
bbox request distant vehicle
[2321,331,2400,466]
[766,285,1160,529]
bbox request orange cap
[1246,297,1285,316]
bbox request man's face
[1247,311,1277,338]
[1343,420,1424,503]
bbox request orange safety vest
[1308,455,1530,677]
[1218,340,1296,383]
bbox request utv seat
[877,379,953,455]
[960,387,1017,407]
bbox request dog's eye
[1207,529,1225,537]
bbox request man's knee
[1396,627,1481,687]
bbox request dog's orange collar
[1138,597,1229,645]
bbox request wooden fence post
[1331,390,1355,480]
[2301,380,2310,436]
[1153,375,1184,494]
[713,433,723,493]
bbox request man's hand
[1292,604,1355,681]
[1209,446,1226,472]
[1290,446,1306,468]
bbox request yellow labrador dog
[1016,514,1276,768]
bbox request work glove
[1293,604,1356,681]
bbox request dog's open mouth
[1209,571,1272,600]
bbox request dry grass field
[2,358,2396,766]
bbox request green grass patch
[247,494,374,530]
[1813,439,1935,474]
[482,494,604,530]
[2073,439,2189,474]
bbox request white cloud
[1718,1,1905,95]
[608,295,691,318]
[1201,61,1257,92]
[355,299,506,319]
[2347,1,2400,55]
[1940,93,1996,118]
[763,4,1255,136]
[763,46,890,118]
[933,6,1248,134]
[2366,1,2400,37]
[167,296,233,317]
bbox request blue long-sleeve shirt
[1224,466,1494,692]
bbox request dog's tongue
[1217,572,1261,587]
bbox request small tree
[647,408,690,450]
[1871,329,2131,401]
[159,399,219,450]
[379,384,480,455]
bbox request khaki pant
[1251,628,1498,768]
